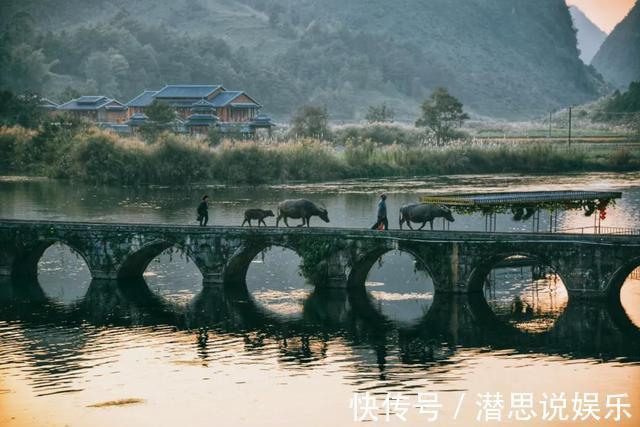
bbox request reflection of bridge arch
[11,239,94,281]
[2,276,639,373]
[466,251,566,294]
[347,246,435,291]
[117,240,203,281]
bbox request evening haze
[566,0,636,32]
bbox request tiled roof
[154,84,223,99]
[104,100,127,111]
[210,91,243,107]
[77,96,108,104]
[127,113,148,127]
[126,90,158,107]
[211,91,261,108]
[58,96,125,111]
[186,113,219,126]
[190,99,216,112]
[39,98,58,109]
[250,114,275,127]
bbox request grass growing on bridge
[1,126,639,185]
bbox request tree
[290,105,330,139]
[0,90,45,128]
[140,100,177,142]
[1,44,53,94]
[416,87,469,145]
[365,103,394,123]
[146,100,177,124]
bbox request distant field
[471,129,636,139]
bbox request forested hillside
[0,0,605,120]
[569,6,607,64]
[592,1,640,90]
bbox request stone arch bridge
[1,219,639,299]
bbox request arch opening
[476,254,568,334]
[141,245,204,307]
[36,241,92,304]
[359,249,435,325]
[617,264,640,329]
[244,245,310,320]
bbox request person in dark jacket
[370,194,388,230]
[197,195,209,226]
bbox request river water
[0,173,639,426]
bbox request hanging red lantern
[599,208,607,221]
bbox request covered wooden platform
[420,190,623,232]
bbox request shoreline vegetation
[1,125,639,186]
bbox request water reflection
[37,242,93,304]
[365,250,434,324]
[143,247,203,306]
[1,276,638,398]
[245,246,310,319]
[481,256,569,333]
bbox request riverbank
[1,126,639,185]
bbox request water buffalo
[276,199,329,227]
[241,209,274,227]
[399,203,455,230]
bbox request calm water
[1,173,639,426]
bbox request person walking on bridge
[370,194,388,230]
[197,195,209,226]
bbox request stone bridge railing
[1,219,640,299]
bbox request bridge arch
[466,251,565,293]
[223,240,303,286]
[117,240,202,281]
[11,239,94,281]
[605,254,640,300]
[347,245,436,291]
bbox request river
[0,172,639,426]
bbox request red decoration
[599,208,607,221]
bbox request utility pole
[568,107,572,147]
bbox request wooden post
[568,107,572,147]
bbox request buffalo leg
[429,221,434,230]
[306,216,311,227]
[241,219,248,227]
[284,217,291,227]
[418,221,426,230]
[407,222,414,230]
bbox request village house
[39,98,59,118]
[56,96,128,123]
[126,84,273,135]
[51,84,274,136]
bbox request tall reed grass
[0,126,637,185]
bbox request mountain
[592,1,640,90]
[569,6,607,64]
[0,0,605,120]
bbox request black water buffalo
[399,203,455,230]
[241,209,275,227]
[276,199,329,227]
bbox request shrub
[150,133,214,184]
[0,126,36,173]
[68,129,150,184]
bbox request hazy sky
[566,0,636,33]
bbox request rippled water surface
[1,173,639,426]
